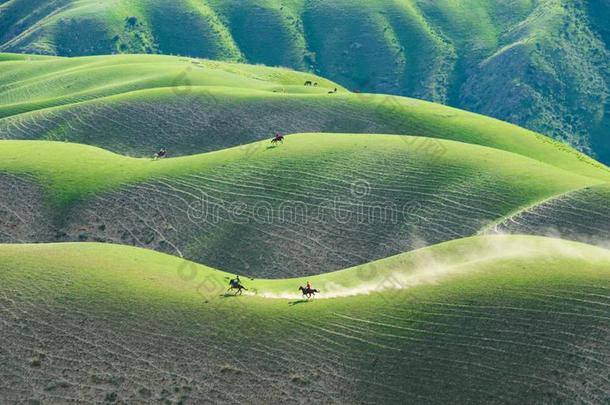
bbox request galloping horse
[228,279,247,295]
[299,286,320,299]
[271,133,285,145]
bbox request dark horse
[228,279,247,295]
[299,286,320,298]
[271,133,285,145]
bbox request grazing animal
[313,82,318,87]
[328,88,338,94]
[228,278,247,295]
[304,80,313,86]
[271,133,285,145]
[299,286,320,298]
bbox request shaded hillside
[489,183,610,245]
[1,0,608,162]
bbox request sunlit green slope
[0,53,607,183]
[1,235,609,403]
[0,53,338,118]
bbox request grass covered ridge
[2,234,610,301]
[0,133,608,278]
[0,134,604,206]
[0,53,339,118]
[1,53,608,182]
[1,6,609,403]
[2,235,610,402]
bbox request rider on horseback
[299,281,319,298]
[228,275,247,295]
[230,275,241,288]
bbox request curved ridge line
[477,183,607,235]
[0,84,325,122]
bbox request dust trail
[255,235,610,300]
[490,225,610,251]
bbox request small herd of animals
[272,81,338,94]
[304,80,338,94]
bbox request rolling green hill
[0,53,338,118]
[1,53,607,180]
[1,0,608,163]
[2,6,609,403]
[1,55,609,278]
[1,235,610,403]
[0,133,608,278]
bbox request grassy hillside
[0,134,607,277]
[1,53,608,183]
[490,183,610,245]
[1,1,608,163]
[0,53,338,118]
[1,235,610,403]
[2,8,609,403]
[1,55,609,278]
